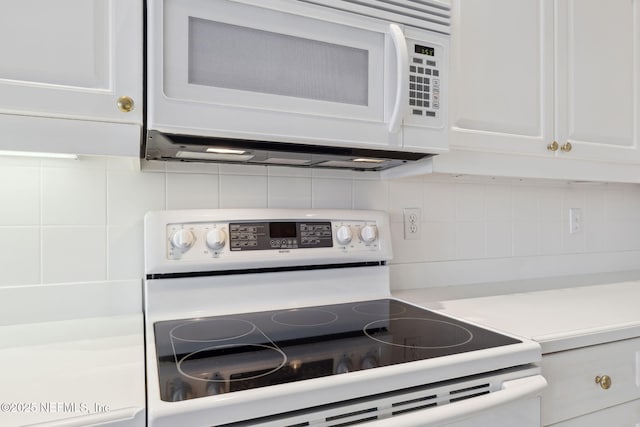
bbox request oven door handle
[368,374,547,427]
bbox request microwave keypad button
[433,70,440,77]
[412,109,423,115]
[410,75,416,82]
[417,76,423,83]
[413,57,423,64]
[427,60,436,67]
[410,83,416,90]
[417,67,424,74]
[417,84,423,91]
[425,69,432,75]
[410,66,416,72]
[409,99,416,106]
[426,111,436,117]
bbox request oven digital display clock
[229,221,333,251]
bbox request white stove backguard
[144,208,393,277]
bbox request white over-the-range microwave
[144,0,450,175]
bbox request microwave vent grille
[298,0,451,34]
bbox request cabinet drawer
[541,337,640,425]
[549,398,640,427]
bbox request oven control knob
[336,226,353,246]
[359,225,378,244]
[335,356,354,374]
[206,373,226,395]
[206,228,226,251]
[169,379,192,402]
[361,352,379,370]
[170,229,195,251]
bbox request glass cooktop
[153,299,521,402]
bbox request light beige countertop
[394,271,640,354]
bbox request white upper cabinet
[450,0,554,156]
[0,0,142,156]
[449,0,640,166]
[555,0,640,163]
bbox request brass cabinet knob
[561,142,572,152]
[117,96,135,113]
[595,375,612,390]
[547,141,559,152]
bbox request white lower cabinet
[541,337,640,426]
[549,399,640,427]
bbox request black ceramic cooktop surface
[153,299,521,402]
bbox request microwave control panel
[408,41,442,120]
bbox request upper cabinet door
[449,0,554,156]
[555,0,640,163]
[0,0,142,124]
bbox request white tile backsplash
[42,166,106,225]
[107,169,165,226]
[0,227,40,285]
[219,174,267,208]
[0,166,40,226]
[2,156,640,289]
[268,176,311,208]
[312,178,352,209]
[166,173,219,209]
[42,226,107,283]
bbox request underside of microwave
[143,130,433,172]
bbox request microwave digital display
[415,44,435,56]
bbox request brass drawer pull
[561,142,572,152]
[117,96,135,113]
[595,375,611,390]
[547,141,559,152]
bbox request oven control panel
[228,221,333,251]
[145,209,391,274]
[165,220,381,261]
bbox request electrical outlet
[403,208,421,240]
[569,208,582,234]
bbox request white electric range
[143,209,545,426]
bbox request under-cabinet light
[352,158,385,163]
[0,150,78,160]
[206,147,247,155]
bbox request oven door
[147,0,447,153]
[372,374,546,427]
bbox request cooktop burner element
[154,298,520,402]
[364,318,473,349]
[271,308,339,327]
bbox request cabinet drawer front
[541,337,640,425]
[548,398,640,427]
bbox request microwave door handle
[388,24,409,134]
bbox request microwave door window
[188,18,369,106]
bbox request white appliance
[144,0,450,173]
[143,209,546,426]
